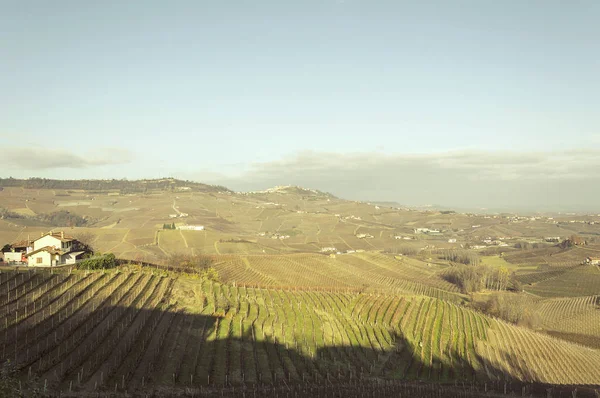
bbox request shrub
[166,253,214,272]
[77,253,118,270]
[202,267,220,283]
[473,293,541,328]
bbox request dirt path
[157,232,170,256]
[108,229,131,252]
[337,235,355,251]
[213,240,221,255]
[179,229,189,248]
[25,201,36,215]
[172,199,181,215]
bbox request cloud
[0,147,133,170]
[201,149,600,211]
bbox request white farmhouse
[177,225,205,231]
[320,247,337,252]
[25,232,86,267]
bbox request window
[36,257,42,264]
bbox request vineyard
[524,265,600,297]
[534,295,600,349]
[1,268,599,397]
[213,252,466,302]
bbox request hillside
[2,180,600,396]
[1,267,599,397]
[3,181,599,265]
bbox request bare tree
[73,231,96,253]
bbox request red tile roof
[25,246,64,257]
[36,232,76,243]
[11,239,33,248]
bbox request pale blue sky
[2,1,600,208]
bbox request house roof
[35,232,76,243]
[25,246,64,257]
[11,239,33,248]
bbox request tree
[74,231,96,254]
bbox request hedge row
[77,253,118,270]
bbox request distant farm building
[320,247,337,252]
[585,257,600,266]
[356,233,374,239]
[414,228,440,235]
[448,238,457,243]
[177,225,205,231]
[545,237,561,243]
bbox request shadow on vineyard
[0,270,598,397]
[546,330,600,350]
[4,306,597,397]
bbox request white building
[585,257,600,266]
[320,247,337,252]
[24,232,86,267]
[414,228,440,234]
[356,233,374,239]
[177,225,205,231]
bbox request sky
[1,1,600,211]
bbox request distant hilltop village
[239,185,335,198]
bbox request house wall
[4,252,24,263]
[33,235,62,251]
[61,252,80,264]
[28,251,54,267]
[33,235,76,251]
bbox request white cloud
[200,149,600,211]
[0,147,134,170]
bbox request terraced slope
[534,295,600,349]
[1,269,599,396]
[214,252,465,302]
[525,265,600,297]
